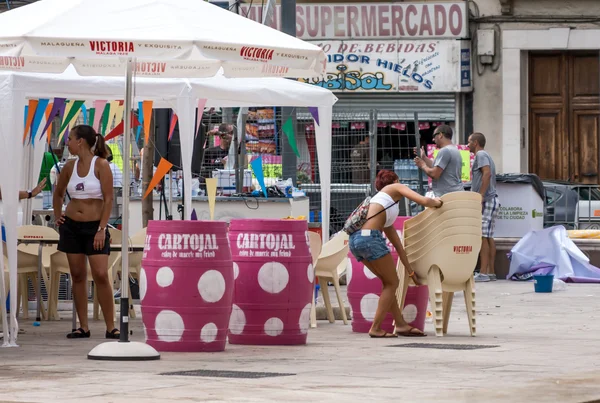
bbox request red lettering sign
[89,41,135,55]
[240,46,274,62]
[239,2,466,39]
[453,245,473,254]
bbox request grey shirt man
[432,145,464,197]
[471,150,497,201]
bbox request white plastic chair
[314,231,349,325]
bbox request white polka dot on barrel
[141,220,234,352]
[228,219,313,345]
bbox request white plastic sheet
[508,226,600,283]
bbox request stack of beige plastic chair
[111,227,147,319]
[307,231,322,328]
[398,192,482,337]
[313,231,349,326]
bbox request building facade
[471,0,600,181]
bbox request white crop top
[67,156,103,200]
[370,191,399,228]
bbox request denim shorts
[349,229,390,262]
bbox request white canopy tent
[0,66,335,347]
[0,0,329,352]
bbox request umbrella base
[87,341,160,361]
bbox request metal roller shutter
[330,93,456,121]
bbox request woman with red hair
[348,169,442,338]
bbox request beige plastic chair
[399,192,482,337]
[404,209,482,241]
[404,200,481,235]
[313,231,349,325]
[111,227,147,319]
[47,230,120,321]
[7,225,60,320]
[307,231,322,328]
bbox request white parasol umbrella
[0,0,327,360]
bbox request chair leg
[464,275,476,337]
[29,274,48,321]
[19,274,28,319]
[426,266,444,337]
[318,276,335,323]
[47,270,60,321]
[309,284,317,328]
[332,276,348,325]
[442,292,454,335]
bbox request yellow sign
[430,148,472,182]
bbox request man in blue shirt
[468,132,500,282]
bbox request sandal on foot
[395,327,427,337]
[105,328,120,339]
[369,331,397,338]
[67,328,90,339]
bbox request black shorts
[58,217,110,256]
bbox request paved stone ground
[1,281,599,403]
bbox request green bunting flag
[100,102,111,135]
[57,100,85,134]
[88,108,96,130]
[282,117,300,158]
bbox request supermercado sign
[298,40,472,93]
[239,2,468,39]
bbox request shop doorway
[528,51,600,183]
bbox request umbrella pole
[88,57,159,361]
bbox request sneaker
[489,274,497,281]
[474,273,491,282]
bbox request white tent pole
[119,57,133,342]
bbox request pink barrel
[228,219,313,345]
[140,220,233,352]
[347,216,429,333]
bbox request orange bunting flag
[143,157,173,199]
[142,100,153,144]
[45,102,54,146]
[23,99,38,144]
[168,113,178,141]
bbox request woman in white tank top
[53,125,118,340]
[348,170,442,338]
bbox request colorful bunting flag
[205,178,217,220]
[282,117,300,158]
[168,112,178,141]
[58,100,85,136]
[40,98,66,140]
[250,155,268,198]
[142,101,153,144]
[30,98,50,145]
[104,113,142,142]
[308,107,320,126]
[143,157,173,199]
[93,100,107,131]
[23,100,38,144]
